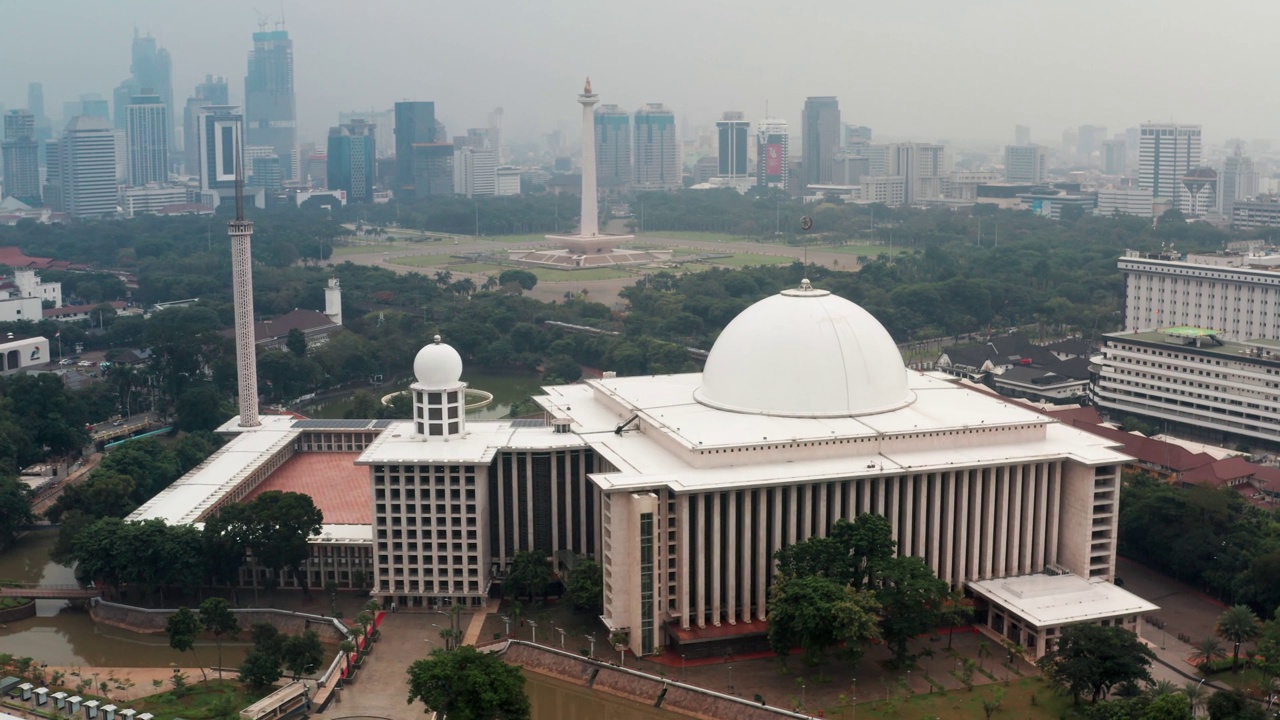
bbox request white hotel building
[1119,249,1280,341]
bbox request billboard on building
[765,143,783,177]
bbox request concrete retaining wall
[90,601,348,642]
[497,640,810,720]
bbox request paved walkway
[333,612,466,717]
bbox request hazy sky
[3,0,1277,150]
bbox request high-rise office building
[195,105,264,210]
[1077,125,1107,163]
[113,32,173,143]
[453,146,497,198]
[126,94,169,186]
[756,119,789,191]
[340,110,394,158]
[1005,144,1048,183]
[27,83,52,168]
[487,107,504,163]
[801,96,840,186]
[183,75,229,173]
[1138,123,1201,213]
[2,110,41,205]
[716,111,749,178]
[633,103,680,190]
[1015,124,1031,146]
[328,120,376,202]
[394,101,448,199]
[1102,140,1126,175]
[250,155,283,192]
[245,30,297,181]
[887,143,947,204]
[1220,145,1257,219]
[844,124,872,146]
[594,104,631,191]
[57,115,118,218]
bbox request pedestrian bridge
[0,584,100,600]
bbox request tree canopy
[406,646,530,720]
[1037,624,1155,704]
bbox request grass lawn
[476,233,554,243]
[332,243,408,256]
[449,262,508,275]
[848,677,1072,720]
[129,680,268,720]
[638,230,750,243]
[702,253,796,268]
[528,267,634,282]
[388,254,461,268]
[820,243,908,256]
[1208,666,1271,696]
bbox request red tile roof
[243,452,370,525]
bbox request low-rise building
[0,332,50,374]
[1096,187,1153,218]
[1231,200,1280,229]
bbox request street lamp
[500,614,511,637]
[528,620,538,645]
[681,653,686,678]
[556,627,566,650]
[586,633,596,658]
[728,665,734,693]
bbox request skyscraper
[633,104,680,190]
[113,31,174,144]
[1015,125,1031,146]
[1220,145,1257,219]
[27,83,52,168]
[57,115,118,218]
[183,75,229,173]
[716,111,749,178]
[245,30,297,181]
[1138,123,1201,213]
[594,104,631,191]
[801,96,840,186]
[1102,140,1127,175]
[1004,145,1048,183]
[453,146,497,198]
[756,119,789,191]
[2,110,41,205]
[328,120,376,202]
[1077,124,1107,163]
[887,143,947,203]
[340,109,394,157]
[196,105,263,210]
[394,101,447,199]
[126,94,169,186]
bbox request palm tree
[1217,604,1262,671]
[1181,680,1207,718]
[1190,637,1226,670]
[1145,679,1178,698]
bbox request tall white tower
[577,78,600,237]
[325,277,343,326]
[229,153,260,428]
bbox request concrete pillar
[818,483,829,535]
[845,479,856,518]
[942,471,956,584]
[497,456,507,566]
[525,453,535,550]
[980,468,994,579]
[727,490,737,624]
[695,494,706,628]
[757,489,769,620]
[579,452,588,554]
[787,485,799,546]
[741,489,753,624]
[550,452,560,554]
[711,492,722,626]
[996,466,1010,576]
[903,475,916,557]
[1010,465,1025,576]
[801,484,813,541]
[1046,462,1061,566]
[929,473,942,575]
[956,470,970,585]
[1022,463,1037,575]
[1034,462,1049,570]
[678,494,690,630]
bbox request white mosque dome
[694,280,913,417]
[413,336,464,388]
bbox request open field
[639,230,756,243]
[851,677,1071,720]
[476,233,554,243]
[333,243,414,256]
[699,253,796,268]
[448,262,636,282]
[818,243,909,256]
[387,254,462,268]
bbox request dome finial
[433,334,441,344]
[800,278,812,291]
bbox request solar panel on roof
[372,419,396,428]
[509,419,547,428]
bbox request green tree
[498,269,538,291]
[406,646,530,720]
[1037,624,1155,704]
[281,630,325,679]
[198,597,240,680]
[1141,693,1192,720]
[876,555,950,665]
[1217,605,1261,671]
[504,551,553,602]
[565,556,603,614]
[1204,689,1265,720]
[0,475,34,551]
[773,514,896,589]
[165,607,206,681]
[238,650,282,691]
[542,354,581,384]
[175,383,231,432]
[286,328,308,357]
[240,491,324,597]
[766,575,881,666]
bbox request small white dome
[413,335,463,388]
[694,281,912,417]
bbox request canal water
[0,530,254,667]
[302,371,546,421]
[524,673,680,719]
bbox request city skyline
[5,0,1280,151]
